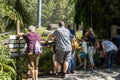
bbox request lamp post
[37,0,42,28]
[91,6,92,28]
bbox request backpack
[34,40,42,54]
[72,38,79,50]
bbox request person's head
[79,37,84,42]
[59,21,65,27]
[67,24,72,29]
[28,26,35,32]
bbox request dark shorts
[27,53,40,70]
[80,52,87,59]
[56,50,71,63]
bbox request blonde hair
[89,28,96,37]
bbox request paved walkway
[27,67,120,80]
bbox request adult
[67,24,75,73]
[46,21,72,78]
[18,26,42,80]
[102,40,118,72]
[85,28,96,71]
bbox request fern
[0,44,16,80]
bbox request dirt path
[27,66,120,80]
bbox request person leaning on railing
[18,26,42,80]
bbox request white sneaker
[106,69,113,73]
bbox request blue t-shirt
[69,29,75,42]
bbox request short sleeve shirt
[102,40,118,53]
[51,27,72,51]
[69,29,75,42]
[82,41,87,54]
[22,32,42,53]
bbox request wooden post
[16,20,20,35]
[79,22,83,39]
[73,23,76,37]
[111,25,117,38]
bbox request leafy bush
[0,46,16,80]
[15,56,28,80]
[39,47,53,73]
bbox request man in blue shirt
[67,25,75,73]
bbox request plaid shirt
[51,26,72,51]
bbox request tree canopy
[1,0,120,39]
[0,0,38,32]
[74,0,120,38]
[0,0,75,32]
[42,0,75,27]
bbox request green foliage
[0,46,16,80]
[0,34,17,80]
[39,47,53,73]
[15,0,38,27]
[42,0,76,26]
[74,0,120,38]
[0,0,38,32]
[0,0,76,32]
[0,1,23,32]
[15,57,28,80]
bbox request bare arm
[17,33,24,37]
[102,45,106,57]
[46,35,56,42]
[79,47,84,54]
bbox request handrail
[0,32,11,36]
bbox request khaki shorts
[27,53,40,70]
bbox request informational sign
[9,35,27,57]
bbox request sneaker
[106,69,113,73]
[53,72,58,76]
[71,71,74,74]
[91,67,96,72]
[61,73,65,78]
[91,68,95,72]
[83,67,86,71]
[55,72,62,78]
[93,67,96,70]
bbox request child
[77,37,87,70]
